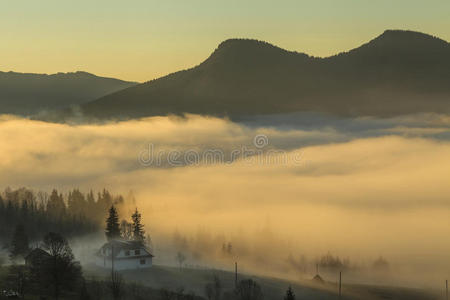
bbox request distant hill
[80,30,450,120]
[0,71,137,115]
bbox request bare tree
[41,232,82,300]
[205,283,214,300]
[6,264,29,299]
[90,277,104,300]
[176,252,186,270]
[205,275,222,300]
[235,279,263,300]
[212,275,222,300]
[120,220,133,240]
[109,271,124,300]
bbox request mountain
[0,71,137,115]
[79,30,449,119]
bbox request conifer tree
[10,223,29,259]
[105,206,120,241]
[47,189,66,216]
[131,208,145,242]
[284,286,295,300]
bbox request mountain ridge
[42,30,450,120]
[0,71,137,115]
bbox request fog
[1,113,450,288]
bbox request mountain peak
[367,29,448,49]
[217,38,275,48]
[212,38,291,56]
[203,38,307,67]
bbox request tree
[105,206,121,241]
[67,189,87,216]
[205,283,214,300]
[234,279,263,300]
[5,264,30,299]
[89,277,105,300]
[131,208,145,241]
[9,223,29,260]
[284,286,295,300]
[120,220,132,240]
[109,271,124,300]
[41,232,82,300]
[205,275,221,300]
[212,275,222,300]
[47,189,66,216]
[372,256,390,271]
[78,278,91,300]
[176,252,186,270]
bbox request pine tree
[105,206,121,241]
[131,208,145,241]
[10,223,29,260]
[47,189,66,216]
[284,286,295,300]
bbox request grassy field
[84,264,440,300]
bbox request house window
[140,259,146,265]
[125,250,130,256]
[135,249,140,255]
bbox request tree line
[0,187,131,248]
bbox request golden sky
[1,0,449,82]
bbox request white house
[95,240,154,270]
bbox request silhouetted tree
[205,275,222,300]
[68,189,87,216]
[284,286,295,300]
[109,271,124,300]
[79,278,91,300]
[41,232,82,300]
[89,277,105,300]
[235,279,263,300]
[318,252,350,272]
[106,206,121,241]
[120,220,133,240]
[205,283,214,300]
[0,187,131,244]
[9,223,29,260]
[5,264,30,299]
[176,252,186,270]
[47,189,66,216]
[372,256,390,271]
[131,208,145,241]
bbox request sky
[1,0,449,82]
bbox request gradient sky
[1,0,449,82]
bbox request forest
[0,187,129,246]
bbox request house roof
[312,274,325,284]
[25,248,51,261]
[97,239,154,258]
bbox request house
[25,248,51,268]
[95,240,154,270]
[312,274,325,284]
